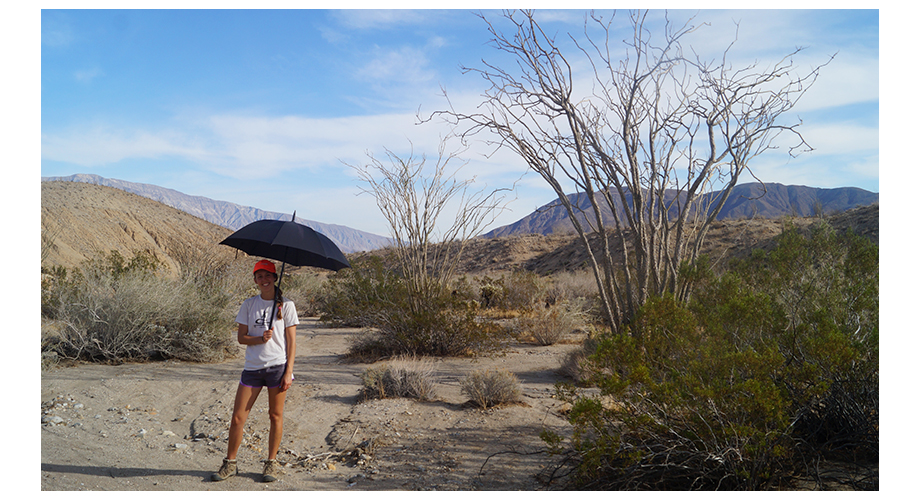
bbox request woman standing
[211,259,298,483]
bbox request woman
[211,259,298,483]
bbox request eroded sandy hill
[41,181,234,274]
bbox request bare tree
[349,137,511,314]
[426,10,831,335]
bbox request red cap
[253,259,277,275]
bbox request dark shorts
[240,364,287,389]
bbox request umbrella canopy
[220,215,351,272]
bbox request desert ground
[41,318,582,491]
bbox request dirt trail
[41,318,577,491]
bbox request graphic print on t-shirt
[254,311,268,329]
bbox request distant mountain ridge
[41,174,393,253]
[484,183,878,238]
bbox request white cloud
[845,154,880,185]
[531,9,589,25]
[792,54,878,113]
[41,109,466,178]
[74,67,103,84]
[427,36,448,49]
[41,126,210,167]
[332,10,432,31]
[356,46,434,85]
[318,23,350,45]
[800,122,878,157]
[41,12,75,47]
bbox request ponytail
[275,286,284,320]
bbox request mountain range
[41,179,879,277]
[42,174,877,246]
[484,182,878,238]
[41,174,394,253]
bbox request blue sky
[38,6,881,237]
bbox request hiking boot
[211,458,237,481]
[262,459,281,482]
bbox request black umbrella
[220,212,351,327]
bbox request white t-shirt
[236,295,300,370]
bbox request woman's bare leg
[266,387,288,460]
[226,384,263,459]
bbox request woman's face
[253,270,277,293]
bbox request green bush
[545,221,878,490]
[317,256,403,328]
[320,257,507,357]
[728,222,879,464]
[349,304,504,358]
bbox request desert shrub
[726,222,879,464]
[41,251,240,364]
[460,369,522,409]
[317,256,404,328]
[544,222,878,490]
[555,295,795,490]
[360,356,436,401]
[277,270,328,317]
[349,304,505,358]
[516,300,587,345]
[545,270,599,308]
[476,275,507,309]
[475,269,547,312]
[500,270,545,310]
[559,327,602,384]
[42,250,161,318]
[321,257,507,357]
[449,275,482,305]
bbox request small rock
[43,415,65,426]
[161,430,178,438]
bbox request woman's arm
[236,323,270,345]
[280,325,296,391]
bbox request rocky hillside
[41,174,393,253]
[41,181,235,274]
[484,183,878,238]
[355,203,878,277]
